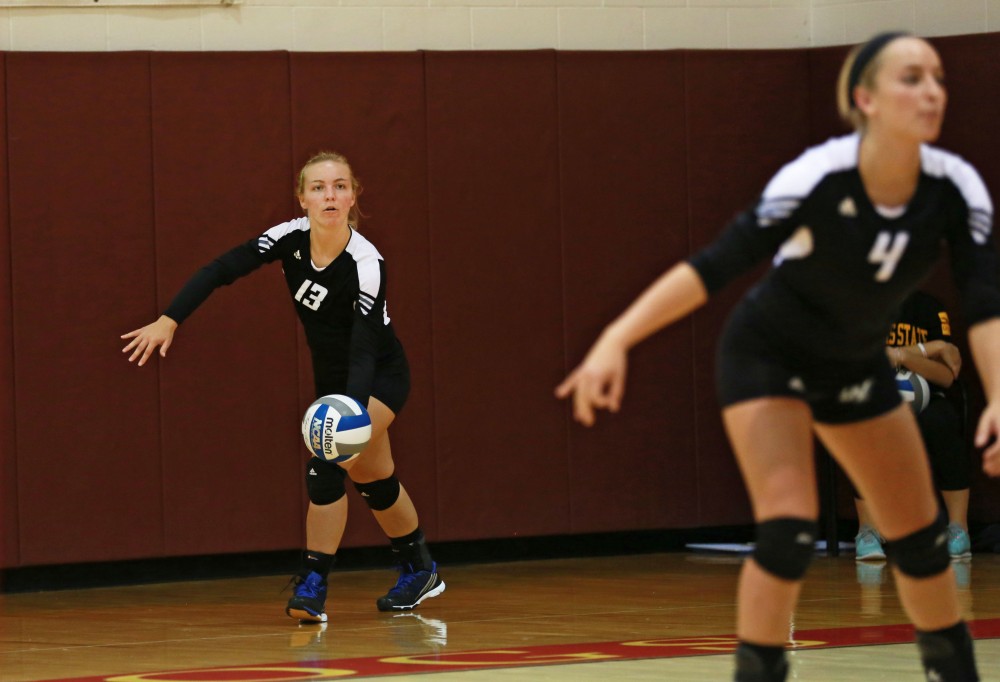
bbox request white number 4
[868,231,909,282]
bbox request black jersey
[690,134,1000,363]
[887,290,950,348]
[164,218,403,405]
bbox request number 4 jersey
[689,133,1000,362]
[164,218,405,406]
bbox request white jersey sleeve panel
[257,216,310,255]
[756,134,859,227]
[921,145,994,245]
[345,229,389,324]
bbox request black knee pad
[735,642,788,682]
[752,518,818,581]
[354,475,401,511]
[885,516,950,578]
[306,457,347,505]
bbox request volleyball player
[557,33,1000,681]
[122,152,445,623]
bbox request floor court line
[28,619,1000,682]
[3,553,999,682]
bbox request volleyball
[895,370,930,413]
[301,394,372,464]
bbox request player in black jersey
[855,290,972,560]
[558,33,1000,682]
[122,152,445,622]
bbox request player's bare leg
[345,397,444,611]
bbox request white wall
[0,0,996,52]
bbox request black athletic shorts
[715,302,901,424]
[313,341,411,416]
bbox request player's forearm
[969,318,1000,402]
[895,347,954,387]
[889,341,955,388]
[603,262,708,351]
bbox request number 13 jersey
[164,218,406,408]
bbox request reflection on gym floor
[1,552,998,681]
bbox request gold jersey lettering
[939,311,952,336]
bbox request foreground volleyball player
[558,33,1000,682]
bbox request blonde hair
[296,151,364,227]
[836,32,910,131]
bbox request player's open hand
[121,315,178,367]
[977,400,1000,476]
[555,333,628,427]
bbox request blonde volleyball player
[558,33,1000,682]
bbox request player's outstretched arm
[121,315,179,367]
[969,318,1000,475]
[555,262,708,426]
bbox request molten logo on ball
[323,415,336,458]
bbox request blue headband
[848,31,909,108]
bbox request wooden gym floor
[2,551,999,681]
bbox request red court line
[39,618,1000,682]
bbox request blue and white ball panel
[895,370,930,413]
[301,394,372,463]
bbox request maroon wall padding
[557,52,699,531]
[933,34,1000,519]
[0,54,17,570]
[6,53,164,564]
[424,52,569,540]
[935,34,1000,212]
[289,52,436,548]
[931,32,1000,326]
[685,50,814,524]
[5,36,1000,570]
[912,35,1000,519]
[149,53,302,556]
[806,45,850,146]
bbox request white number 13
[294,279,328,311]
[868,231,909,282]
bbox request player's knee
[354,475,401,511]
[306,457,347,505]
[752,518,819,581]
[885,516,950,578]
